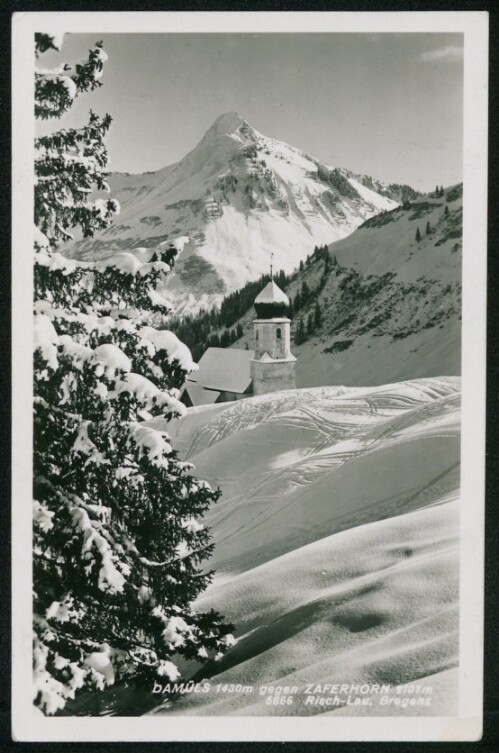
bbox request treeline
[316,166,360,200]
[383,183,421,204]
[292,245,340,345]
[167,243,334,361]
[293,244,334,314]
[294,301,323,345]
[167,268,292,362]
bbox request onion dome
[254,280,290,318]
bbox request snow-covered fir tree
[33,33,233,716]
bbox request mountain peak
[207,111,248,136]
[69,115,422,318]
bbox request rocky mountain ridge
[65,111,419,314]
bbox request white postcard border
[12,10,488,742]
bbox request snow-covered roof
[254,280,290,307]
[182,382,221,406]
[188,347,254,395]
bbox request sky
[38,33,464,192]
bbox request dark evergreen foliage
[445,184,463,203]
[294,317,305,345]
[314,301,322,329]
[316,165,361,200]
[168,267,292,361]
[169,244,332,360]
[33,35,233,716]
[384,183,421,203]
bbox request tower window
[256,330,259,340]
[276,328,282,340]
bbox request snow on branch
[33,31,233,713]
[68,498,130,594]
[112,373,186,416]
[139,326,197,373]
[129,422,172,464]
[35,40,109,120]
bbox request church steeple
[250,277,296,396]
[254,280,290,319]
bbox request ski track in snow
[150,377,461,717]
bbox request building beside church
[180,279,296,407]
[179,347,254,407]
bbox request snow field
[155,500,458,717]
[295,321,461,389]
[151,378,461,716]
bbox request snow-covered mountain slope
[149,378,460,716]
[231,185,462,386]
[325,185,462,283]
[65,112,417,314]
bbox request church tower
[250,279,297,396]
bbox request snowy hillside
[230,185,462,386]
[148,378,460,716]
[64,112,417,314]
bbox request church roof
[254,280,290,307]
[187,347,254,396]
[254,280,290,318]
